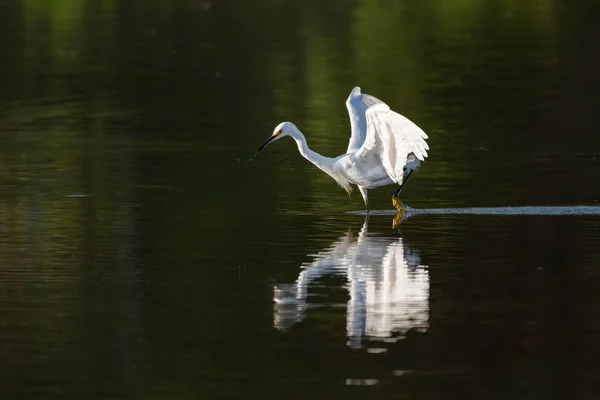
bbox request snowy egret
[256,87,429,213]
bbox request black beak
[256,135,276,152]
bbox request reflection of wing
[363,238,429,339]
[273,219,429,349]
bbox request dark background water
[0,0,599,398]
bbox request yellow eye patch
[273,131,282,136]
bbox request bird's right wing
[345,87,383,154]
[354,103,429,183]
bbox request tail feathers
[404,152,421,172]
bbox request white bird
[256,87,429,213]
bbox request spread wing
[345,87,383,154]
[354,103,429,184]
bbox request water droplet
[238,155,255,163]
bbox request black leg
[393,170,413,198]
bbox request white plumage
[256,87,429,212]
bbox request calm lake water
[1,1,600,398]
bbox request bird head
[256,122,295,152]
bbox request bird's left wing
[345,87,383,154]
[354,103,429,183]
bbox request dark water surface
[1,1,600,398]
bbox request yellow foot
[392,197,407,212]
[392,213,405,229]
[392,197,408,229]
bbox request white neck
[288,127,336,175]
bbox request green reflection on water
[0,0,599,398]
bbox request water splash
[237,152,258,163]
[348,206,600,216]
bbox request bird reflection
[273,218,429,349]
